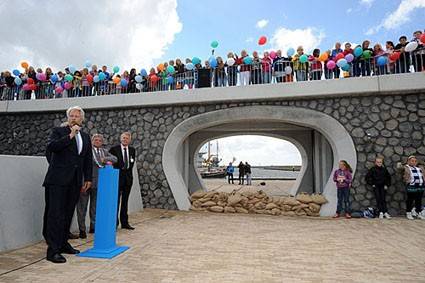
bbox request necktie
[76,132,82,154]
[124,147,129,169]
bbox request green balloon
[211,40,219,49]
[113,66,120,73]
[299,54,308,63]
[65,74,73,82]
[362,50,372,59]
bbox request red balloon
[30,84,37,91]
[389,52,400,61]
[258,36,267,45]
[55,86,63,93]
[150,75,159,84]
[86,74,93,83]
[420,34,425,44]
[27,78,34,84]
[335,53,345,62]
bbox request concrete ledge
[1,73,424,113]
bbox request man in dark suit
[43,106,92,263]
[109,132,136,230]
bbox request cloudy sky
[1,0,424,165]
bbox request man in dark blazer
[43,106,93,263]
[109,132,136,230]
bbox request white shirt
[76,132,83,155]
[121,144,129,169]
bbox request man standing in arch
[109,132,136,230]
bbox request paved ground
[1,209,425,282]
[204,179,295,196]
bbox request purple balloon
[345,53,354,63]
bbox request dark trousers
[117,184,132,225]
[373,185,388,213]
[227,173,234,184]
[336,187,351,214]
[43,183,80,257]
[406,190,424,212]
[238,173,245,185]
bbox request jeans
[295,70,307,81]
[227,173,234,184]
[246,173,252,185]
[336,187,351,214]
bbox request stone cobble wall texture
[1,92,424,214]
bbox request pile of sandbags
[189,191,327,217]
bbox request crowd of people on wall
[1,30,424,101]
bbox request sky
[1,0,424,165]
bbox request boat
[198,141,226,178]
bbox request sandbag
[296,193,313,203]
[209,206,224,213]
[311,194,328,205]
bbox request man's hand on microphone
[69,125,81,139]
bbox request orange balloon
[21,61,29,69]
[319,53,328,62]
[113,76,121,84]
[157,63,165,72]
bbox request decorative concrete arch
[162,106,357,216]
[192,133,308,197]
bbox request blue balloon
[13,69,20,76]
[209,56,217,68]
[98,72,106,81]
[192,57,201,65]
[93,75,100,83]
[167,76,174,84]
[50,74,58,83]
[377,56,388,66]
[69,65,76,74]
[85,61,91,68]
[120,78,128,87]
[243,56,253,65]
[186,63,194,70]
[341,63,350,71]
[14,77,22,86]
[354,46,363,57]
[135,75,142,83]
[287,47,295,57]
[140,69,148,76]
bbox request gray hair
[66,106,85,121]
[92,133,104,141]
[120,132,132,139]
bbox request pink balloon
[64,82,72,90]
[270,51,276,59]
[326,60,336,70]
[55,86,63,93]
[22,83,31,91]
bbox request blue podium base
[77,245,129,259]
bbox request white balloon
[285,66,292,75]
[227,58,235,66]
[136,83,142,90]
[405,41,418,52]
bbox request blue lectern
[78,165,129,258]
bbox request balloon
[209,56,217,68]
[98,72,106,81]
[166,65,175,74]
[389,52,400,61]
[405,41,418,52]
[326,60,336,70]
[85,61,91,68]
[362,50,372,59]
[93,75,100,83]
[55,86,63,93]
[226,58,235,66]
[157,63,165,72]
[27,78,34,84]
[345,53,354,63]
[319,53,328,62]
[22,84,30,91]
[13,69,20,76]
[167,76,174,84]
[210,40,219,49]
[135,75,143,83]
[243,56,253,65]
[421,34,425,44]
[299,54,308,63]
[258,36,267,45]
[140,69,148,76]
[287,48,295,57]
[21,61,29,69]
[354,46,363,57]
[308,55,315,62]
[136,84,142,90]
[14,77,22,86]
[192,57,201,65]
[337,59,347,68]
[335,53,345,62]
[30,84,37,91]
[377,56,388,66]
[86,74,93,83]
[285,66,292,75]
[50,74,58,83]
[113,66,120,73]
[341,63,350,72]
[68,65,76,74]
[65,74,73,82]
[150,75,159,84]
[269,51,276,59]
[113,76,121,84]
[36,73,46,81]
[64,82,72,90]
[186,63,194,70]
[120,78,128,87]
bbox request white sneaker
[384,212,392,219]
[406,212,414,220]
[412,208,418,217]
[418,211,425,220]
[379,212,384,219]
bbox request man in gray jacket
[77,134,117,238]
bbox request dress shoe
[47,253,66,263]
[61,245,80,255]
[79,230,87,239]
[68,232,79,240]
[89,227,95,234]
[121,224,135,230]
